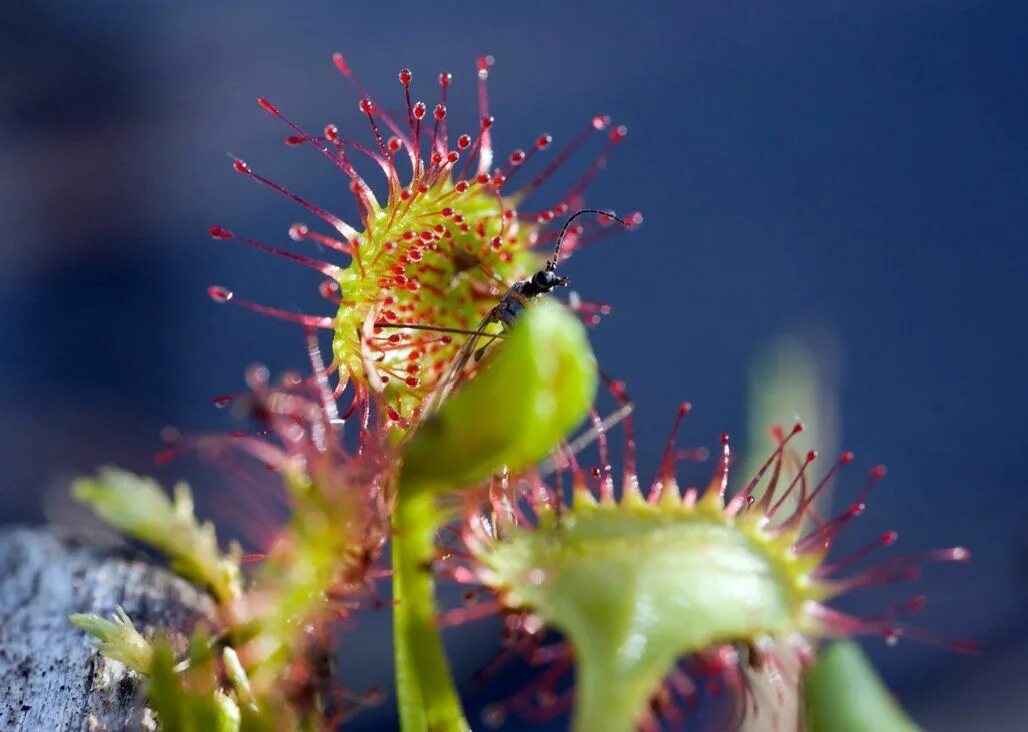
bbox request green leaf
[400,299,597,491]
[804,641,921,732]
[70,606,153,674]
[74,468,242,603]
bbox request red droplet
[209,225,232,240]
[457,134,471,149]
[359,98,374,114]
[208,286,233,303]
[398,68,412,85]
[257,97,278,115]
[233,160,249,173]
[434,104,446,120]
[413,101,427,120]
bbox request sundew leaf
[74,468,242,603]
[400,299,597,492]
[804,641,921,732]
[70,606,153,674]
[480,499,822,732]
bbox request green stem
[573,655,658,732]
[392,490,470,732]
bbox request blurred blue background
[1,1,1025,729]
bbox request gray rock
[0,527,212,731]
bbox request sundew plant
[72,54,973,732]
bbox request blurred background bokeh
[1,1,1025,729]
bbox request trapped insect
[383,208,637,425]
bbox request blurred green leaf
[804,641,920,732]
[400,299,597,491]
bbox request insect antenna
[546,208,637,273]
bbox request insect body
[492,264,569,327]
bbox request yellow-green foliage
[74,468,242,604]
[69,606,153,674]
